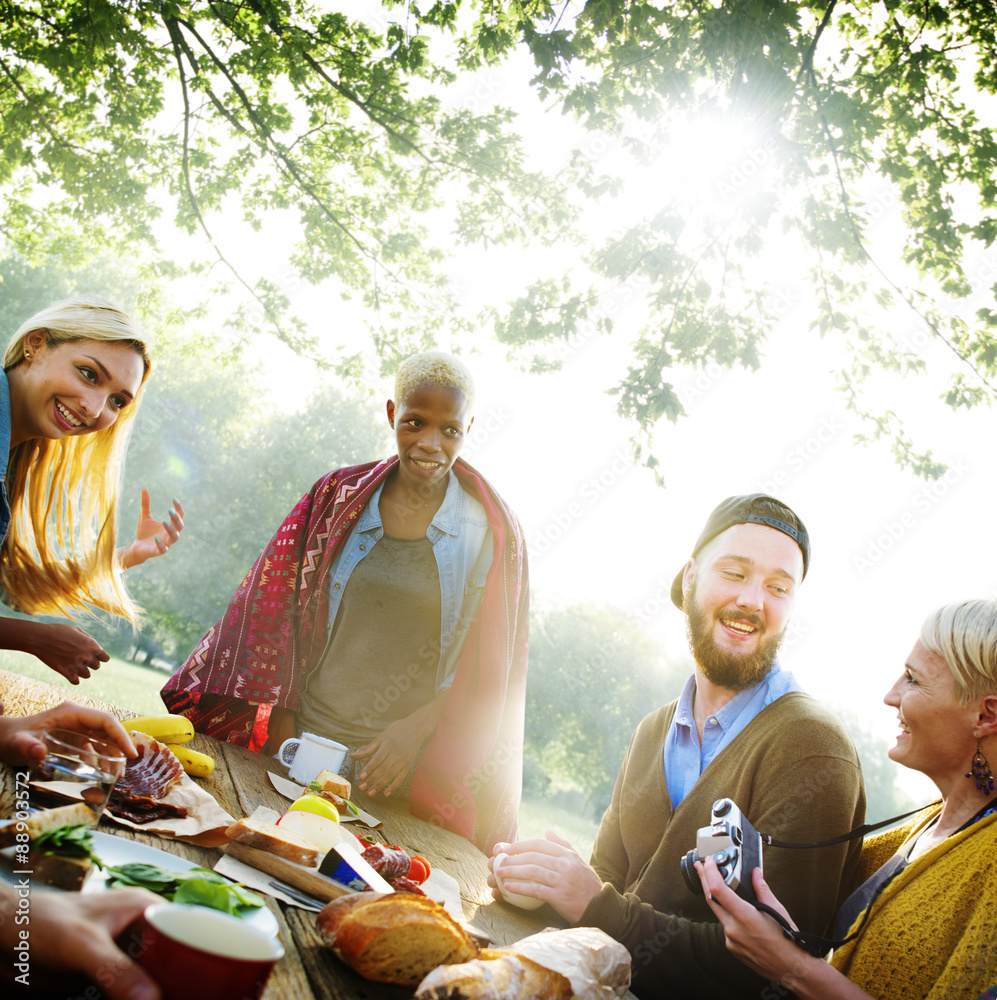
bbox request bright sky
[180,8,996,803]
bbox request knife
[268,879,325,911]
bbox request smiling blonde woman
[0,296,183,683]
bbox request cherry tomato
[407,856,431,884]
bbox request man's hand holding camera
[488,830,603,922]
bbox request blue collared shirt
[322,470,493,692]
[663,664,803,808]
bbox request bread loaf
[318,891,479,987]
[314,768,351,799]
[415,954,573,1000]
[224,817,319,866]
[416,927,631,1000]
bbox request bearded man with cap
[488,494,866,999]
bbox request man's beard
[685,582,785,691]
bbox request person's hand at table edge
[0,884,161,1000]
[352,694,447,798]
[0,701,137,765]
[489,830,603,922]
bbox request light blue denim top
[322,470,493,692]
[663,663,802,808]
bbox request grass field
[0,648,169,716]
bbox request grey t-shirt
[298,532,442,746]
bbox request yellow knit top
[831,804,997,999]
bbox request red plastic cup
[120,903,284,1000]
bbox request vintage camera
[680,798,763,904]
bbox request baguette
[0,803,97,848]
[224,817,319,867]
[416,928,631,1000]
[318,891,479,987]
[415,954,573,1000]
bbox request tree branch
[797,0,838,86]
[803,61,997,397]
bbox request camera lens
[680,849,702,894]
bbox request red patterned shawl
[161,457,529,851]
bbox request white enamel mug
[277,731,348,785]
[492,852,545,910]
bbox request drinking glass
[28,727,127,821]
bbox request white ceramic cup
[492,851,545,910]
[277,731,348,785]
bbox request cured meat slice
[115,732,184,799]
[106,790,189,824]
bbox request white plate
[2,831,279,938]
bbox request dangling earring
[967,740,995,795]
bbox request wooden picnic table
[0,669,556,999]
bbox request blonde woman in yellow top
[0,296,183,684]
[697,599,997,1000]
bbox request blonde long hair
[2,296,151,622]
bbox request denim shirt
[0,369,11,546]
[663,663,803,809]
[323,471,493,692]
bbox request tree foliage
[0,0,565,362]
[524,602,688,815]
[465,0,997,477]
[1,2,994,476]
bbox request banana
[125,714,195,745]
[166,744,215,778]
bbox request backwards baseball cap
[670,493,811,610]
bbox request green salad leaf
[104,862,265,916]
[33,825,104,866]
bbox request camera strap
[756,800,939,850]
[750,798,995,956]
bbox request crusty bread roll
[318,891,479,987]
[314,768,351,799]
[415,954,573,1000]
[224,816,318,866]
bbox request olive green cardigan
[580,692,866,999]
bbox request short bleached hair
[394,351,474,412]
[920,600,997,703]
